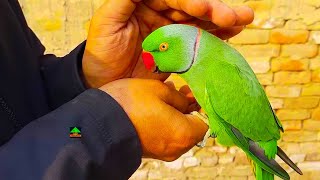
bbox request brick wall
[19,0,320,179]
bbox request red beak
[142,50,155,70]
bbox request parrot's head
[142,24,200,73]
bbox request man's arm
[0,89,142,180]
[39,41,88,109]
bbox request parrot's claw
[191,111,209,125]
[196,129,211,148]
[191,111,211,148]
[210,133,217,138]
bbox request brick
[281,44,318,59]
[84,20,90,34]
[280,143,302,154]
[144,160,160,169]
[234,152,250,165]
[271,58,309,72]
[282,131,318,142]
[308,21,320,30]
[245,56,271,62]
[166,74,186,89]
[194,148,214,158]
[312,108,320,120]
[65,0,92,47]
[185,167,218,179]
[218,154,234,164]
[312,70,320,82]
[130,169,148,180]
[244,1,277,29]
[282,120,302,130]
[274,71,311,84]
[301,83,320,96]
[269,98,284,109]
[304,120,320,130]
[229,29,269,44]
[209,145,227,153]
[201,156,218,167]
[270,1,300,20]
[256,73,273,85]
[301,8,320,26]
[284,20,307,30]
[164,159,183,169]
[297,162,320,171]
[233,45,280,59]
[228,146,240,154]
[310,57,320,70]
[289,154,305,163]
[93,0,104,11]
[276,109,310,120]
[183,157,199,167]
[219,165,252,176]
[309,31,320,44]
[305,0,320,7]
[306,152,320,161]
[266,85,301,97]
[248,61,270,73]
[147,169,162,179]
[289,171,320,180]
[181,149,194,158]
[205,137,215,146]
[300,142,320,154]
[284,97,320,109]
[270,29,309,44]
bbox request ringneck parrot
[141,24,302,180]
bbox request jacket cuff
[41,41,87,109]
[75,89,142,179]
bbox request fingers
[209,26,244,40]
[210,0,237,27]
[163,9,194,22]
[145,0,209,17]
[155,104,208,161]
[179,85,196,103]
[95,0,141,23]
[180,19,219,30]
[185,114,209,144]
[146,0,254,29]
[157,82,190,113]
[233,6,254,26]
[165,81,176,90]
[135,3,173,32]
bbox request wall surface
[19,0,320,179]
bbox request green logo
[69,127,81,138]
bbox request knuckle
[163,156,178,162]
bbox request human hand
[82,0,254,88]
[99,79,208,161]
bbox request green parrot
[141,24,302,180]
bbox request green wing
[205,55,281,141]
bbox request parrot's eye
[159,42,169,52]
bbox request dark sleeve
[39,41,88,109]
[0,89,142,180]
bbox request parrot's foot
[191,111,212,148]
[196,129,211,148]
[191,111,209,124]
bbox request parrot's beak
[142,50,155,71]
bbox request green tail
[256,163,274,180]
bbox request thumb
[95,0,142,23]
[185,114,209,144]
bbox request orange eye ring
[159,42,169,51]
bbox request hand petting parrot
[141,24,303,180]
